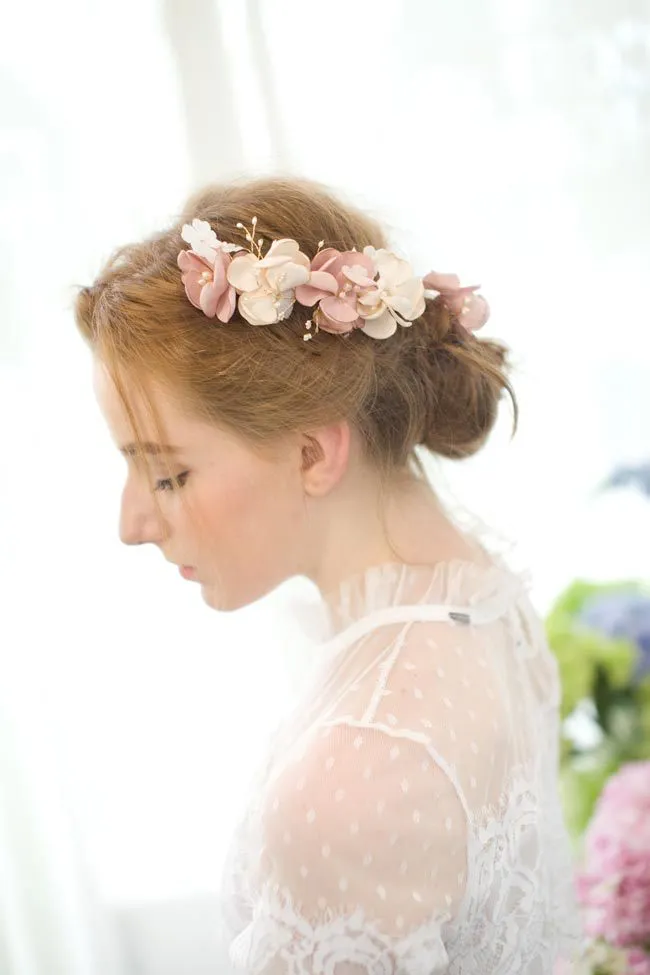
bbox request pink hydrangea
[626,947,650,975]
[577,761,650,950]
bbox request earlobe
[300,422,351,496]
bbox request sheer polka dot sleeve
[229,724,466,974]
[223,567,582,972]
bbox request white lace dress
[220,560,581,974]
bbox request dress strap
[320,594,512,658]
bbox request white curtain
[1,1,649,972]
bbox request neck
[303,464,480,597]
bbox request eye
[154,471,190,492]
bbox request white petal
[227,253,261,292]
[238,290,279,325]
[376,252,412,288]
[265,261,310,292]
[360,309,397,339]
[181,218,213,245]
[388,280,425,320]
[259,239,300,266]
[387,308,415,327]
[274,292,295,322]
[238,288,295,325]
[181,219,219,261]
[357,289,383,313]
[194,243,219,262]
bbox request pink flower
[577,762,650,950]
[295,248,375,334]
[423,271,489,332]
[177,219,241,322]
[177,248,236,322]
[626,948,650,975]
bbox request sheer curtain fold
[0,2,249,972]
[0,674,128,975]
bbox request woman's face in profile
[93,361,309,611]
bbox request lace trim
[224,775,581,975]
[447,773,582,973]
[324,559,528,636]
[229,889,450,975]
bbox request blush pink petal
[422,271,489,332]
[319,295,360,324]
[177,249,207,274]
[317,313,359,335]
[460,294,490,331]
[295,271,338,307]
[212,252,228,289]
[316,249,375,282]
[177,250,212,310]
[310,248,340,273]
[336,251,375,281]
[199,282,220,317]
[422,271,463,292]
[216,286,237,323]
[309,270,338,292]
[211,254,234,317]
[177,248,235,320]
[182,277,205,311]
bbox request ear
[300,421,351,497]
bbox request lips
[179,565,198,581]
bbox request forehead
[92,359,298,470]
[93,360,206,451]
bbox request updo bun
[362,298,515,464]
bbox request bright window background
[1,1,649,971]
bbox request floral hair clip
[177,218,490,341]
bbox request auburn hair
[75,176,516,470]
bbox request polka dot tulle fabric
[221,562,581,973]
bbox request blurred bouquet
[574,761,650,974]
[547,580,650,838]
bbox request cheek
[189,457,305,610]
[191,458,304,554]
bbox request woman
[75,177,580,973]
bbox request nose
[119,479,167,547]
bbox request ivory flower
[227,239,311,326]
[357,247,426,340]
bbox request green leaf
[548,579,647,620]
[593,663,612,733]
[546,612,637,719]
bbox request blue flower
[605,463,650,496]
[579,590,650,679]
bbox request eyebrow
[119,442,182,457]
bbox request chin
[199,578,278,613]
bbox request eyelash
[154,471,190,492]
